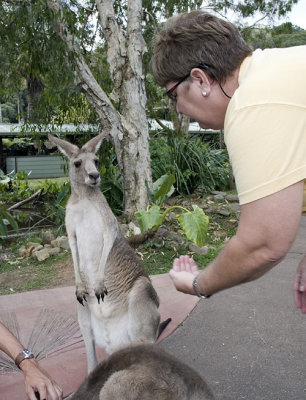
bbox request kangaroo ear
[48,134,79,158]
[82,130,109,154]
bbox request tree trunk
[46,0,152,217]
[26,74,45,123]
[170,101,190,135]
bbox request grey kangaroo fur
[48,132,170,373]
[69,344,216,400]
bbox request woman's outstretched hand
[169,255,199,295]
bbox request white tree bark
[46,0,151,217]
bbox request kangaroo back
[71,344,216,400]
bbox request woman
[151,10,306,313]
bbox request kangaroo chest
[67,199,111,276]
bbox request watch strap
[192,275,211,299]
[15,349,35,368]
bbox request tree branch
[94,0,126,100]
[8,189,43,211]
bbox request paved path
[161,216,306,400]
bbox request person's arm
[0,321,63,400]
[170,181,303,297]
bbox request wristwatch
[15,349,35,368]
[192,275,211,299]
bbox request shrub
[150,130,230,195]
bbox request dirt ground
[0,255,75,294]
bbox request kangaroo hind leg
[77,302,98,373]
[127,276,160,343]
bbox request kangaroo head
[48,131,108,187]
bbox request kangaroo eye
[74,161,82,168]
[94,159,99,166]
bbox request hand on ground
[22,359,63,400]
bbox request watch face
[23,349,33,358]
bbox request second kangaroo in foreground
[70,344,216,400]
[48,132,170,373]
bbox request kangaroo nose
[89,172,99,180]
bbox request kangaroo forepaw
[76,288,89,306]
[94,286,108,303]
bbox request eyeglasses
[164,73,190,101]
[164,62,231,101]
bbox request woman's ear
[190,68,211,95]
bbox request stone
[26,245,39,257]
[32,245,44,253]
[120,224,129,237]
[48,247,61,255]
[214,194,225,202]
[155,226,170,239]
[225,194,239,202]
[218,210,231,217]
[18,246,27,257]
[188,243,209,255]
[42,230,56,245]
[51,236,70,250]
[33,248,50,262]
[128,222,141,236]
[211,190,226,196]
[27,242,42,249]
[228,203,240,212]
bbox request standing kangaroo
[70,344,216,400]
[48,132,168,373]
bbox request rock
[48,247,61,255]
[211,190,226,196]
[51,236,70,250]
[128,222,141,236]
[225,194,239,202]
[218,210,231,217]
[228,203,240,212]
[26,243,42,257]
[33,248,50,262]
[214,194,225,202]
[188,243,209,255]
[155,226,170,239]
[120,224,129,237]
[18,246,27,257]
[27,242,42,249]
[42,230,55,245]
[32,245,44,253]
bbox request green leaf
[153,174,175,206]
[0,218,8,236]
[2,209,19,233]
[135,205,163,233]
[177,205,209,247]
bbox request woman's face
[165,69,230,130]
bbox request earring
[202,91,207,97]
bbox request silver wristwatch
[192,275,211,298]
[15,349,35,368]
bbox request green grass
[26,177,69,189]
